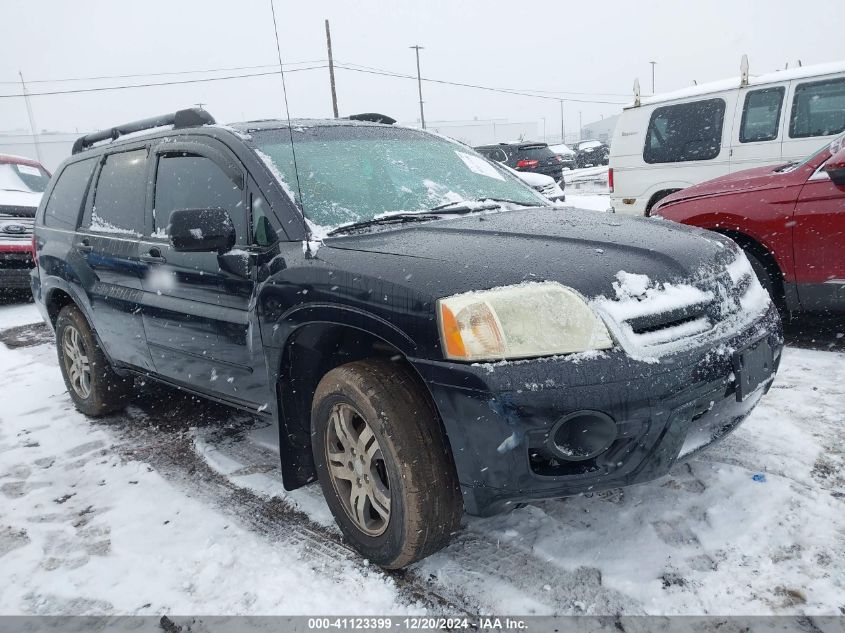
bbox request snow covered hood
[0,189,42,212]
[322,207,738,301]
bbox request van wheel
[55,305,132,416]
[311,359,462,569]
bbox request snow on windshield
[251,126,546,236]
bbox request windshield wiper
[429,198,540,213]
[326,213,441,236]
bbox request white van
[609,59,845,215]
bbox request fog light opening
[549,411,618,462]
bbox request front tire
[311,359,462,568]
[55,305,132,416]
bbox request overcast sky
[1,0,843,138]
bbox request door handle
[140,247,166,264]
[75,240,93,254]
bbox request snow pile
[0,334,416,616]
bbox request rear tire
[55,305,132,416]
[311,359,462,569]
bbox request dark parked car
[0,155,50,291]
[32,108,782,569]
[573,139,610,168]
[475,141,565,181]
[653,134,845,314]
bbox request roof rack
[346,112,396,124]
[71,107,215,154]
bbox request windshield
[0,161,50,193]
[249,125,547,230]
[778,132,845,172]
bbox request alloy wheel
[325,402,391,536]
[62,325,91,399]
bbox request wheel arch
[710,227,795,311]
[273,318,456,492]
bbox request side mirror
[169,208,236,254]
[824,147,845,186]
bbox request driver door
[138,140,265,405]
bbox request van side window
[83,149,148,235]
[643,98,726,164]
[153,153,245,243]
[42,158,96,230]
[789,78,845,139]
[740,87,784,143]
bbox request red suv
[653,135,845,314]
[1,155,50,291]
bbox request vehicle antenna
[268,0,308,239]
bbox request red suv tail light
[516,159,539,169]
[607,167,614,193]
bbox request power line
[0,60,328,85]
[334,60,630,98]
[0,60,629,106]
[332,63,629,105]
[0,66,327,98]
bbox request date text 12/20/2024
[307,617,527,630]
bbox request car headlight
[437,282,614,361]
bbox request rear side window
[42,158,96,230]
[740,87,784,142]
[153,154,245,241]
[84,149,148,235]
[789,78,845,139]
[644,98,726,163]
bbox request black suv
[573,139,611,168]
[32,108,782,569]
[475,141,565,181]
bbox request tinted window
[789,78,845,139]
[153,153,244,240]
[478,148,507,162]
[84,149,148,235]
[740,87,784,142]
[251,192,279,247]
[517,146,556,160]
[42,158,96,229]
[644,98,726,163]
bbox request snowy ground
[1,296,844,617]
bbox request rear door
[76,147,153,370]
[729,84,787,172]
[792,157,845,311]
[138,139,265,405]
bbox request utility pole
[325,19,339,118]
[410,45,425,129]
[559,99,565,144]
[19,71,43,164]
[649,60,657,94]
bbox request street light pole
[649,60,657,94]
[559,99,565,144]
[410,45,426,129]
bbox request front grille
[533,182,558,197]
[0,216,34,242]
[592,253,768,360]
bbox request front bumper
[412,303,782,516]
[0,250,35,289]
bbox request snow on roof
[629,59,845,109]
